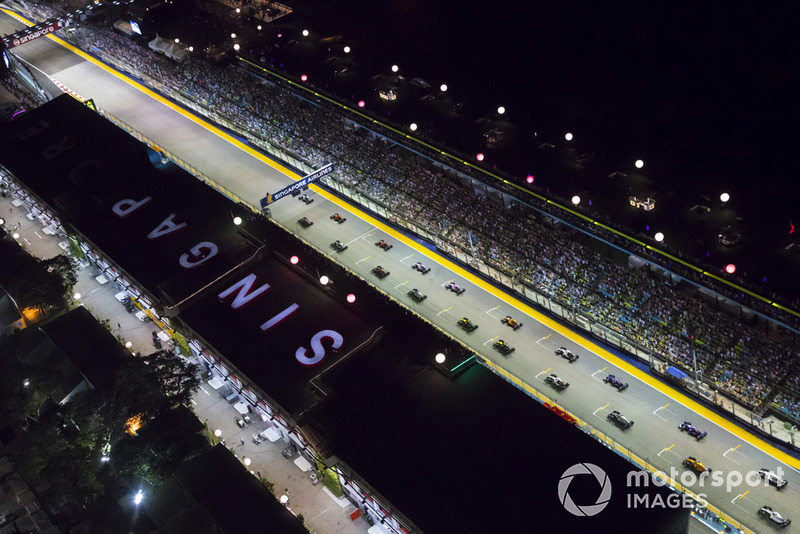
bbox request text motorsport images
[557,462,787,516]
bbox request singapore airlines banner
[260,163,334,208]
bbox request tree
[41,254,78,294]
[140,350,200,408]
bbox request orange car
[501,315,523,330]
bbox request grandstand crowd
[11,1,800,425]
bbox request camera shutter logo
[558,463,612,516]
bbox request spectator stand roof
[145,444,308,533]
[0,95,261,310]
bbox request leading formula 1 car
[298,194,314,204]
[555,347,579,363]
[607,410,634,429]
[330,240,348,252]
[298,216,313,228]
[375,240,393,251]
[493,339,515,355]
[758,505,791,528]
[501,316,523,330]
[444,281,466,295]
[545,374,569,390]
[457,317,478,332]
[408,288,427,302]
[603,374,629,391]
[330,213,347,224]
[678,421,707,440]
[411,262,431,274]
[372,265,390,279]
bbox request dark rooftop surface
[312,331,688,534]
[0,95,259,306]
[149,444,308,533]
[39,306,127,391]
[179,252,377,416]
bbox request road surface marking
[534,368,552,380]
[592,367,608,377]
[442,278,455,287]
[657,444,676,457]
[347,228,377,246]
[436,306,453,317]
[356,257,371,265]
[401,254,414,263]
[593,403,610,416]
[394,281,409,289]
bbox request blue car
[604,374,629,391]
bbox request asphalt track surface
[2,11,798,531]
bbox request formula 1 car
[297,217,313,228]
[603,374,629,391]
[757,468,788,488]
[457,317,478,332]
[372,265,390,279]
[607,410,634,429]
[501,316,523,330]
[683,456,711,474]
[678,421,707,440]
[298,194,314,204]
[330,240,348,252]
[444,281,466,295]
[493,339,515,355]
[555,347,579,363]
[545,374,569,390]
[375,239,393,251]
[408,288,427,302]
[411,262,431,274]
[330,213,347,224]
[758,505,791,528]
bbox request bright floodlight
[233,43,240,51]
[435,353,446,364]
[233,216,242,225]
[725,263,736,274]
[526,175,534,184]
[188,46,194,52]
[73,292,81,300]
[476,153,485,161]
[497,106,505,115]
[214,429,222,437]
[12,232,19,239]
[134,490,143,506]
[654,232,664,242]
[346,293,356,303]
[174,38,179,43]
[440,84,448,92]
[565,132,573,141]
[391,64,399,72]
[0,217,4,225]
[301,74,308,81]
[320,275,330,285]
[290,255,299,265]
[125,341,133,348]
[635,159,644,169]
[231,33,236,39]
[720,192,730,202]
[23,379,29,387]
[357,100,365,108]
[302,29,309,37]
[344,46,351,53]
[244,457,251,466]
[257,25,262,31]
[409,123,418,131]
[235,7,240,12]
[280,495,289,504]
[571,195,580,206]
